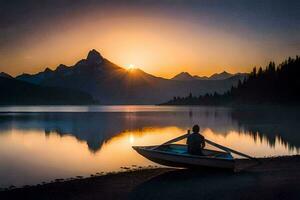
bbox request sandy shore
[1,156,300,200]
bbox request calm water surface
[0,105,299,187]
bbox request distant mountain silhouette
[193,75,210,80]
[171,72,196,81]
[171,71,247,81]
[0,76,96,105]
[16,49,245,104]
[0,72,13,79]
[209,71,233,80]
[162,56,300,105]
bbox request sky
[0,0,299,78]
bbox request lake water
[0,105,299,187]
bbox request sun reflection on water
[0,126,298,187]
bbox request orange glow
[126,64,136,70]
[0,126,298,186]
[0,9,292,78]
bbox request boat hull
[133,144,235,170]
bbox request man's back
[187,133,205,155]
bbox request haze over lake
[0,105,299,187]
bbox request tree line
[162,56,300,105]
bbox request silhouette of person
[186,125,205,155]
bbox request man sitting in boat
[187,125,205,155]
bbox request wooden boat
[132,144,235,170]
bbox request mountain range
[2,49,248,104]
[171,71,247,81]
[162,56,300,106]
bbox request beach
[1,155,299,200]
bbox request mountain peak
[220,71,231,75]
[180,72,191,76]
[0,72,13,79]
[44,67,53,73]
[172,72,195,81]
[210,71,233,80]
[87,49,103,64]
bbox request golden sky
[0,1,299,78]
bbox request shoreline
[1,155,300,200]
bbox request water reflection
[0,108,237,152]
[0,106,299,187]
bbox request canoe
[132,144,235,170]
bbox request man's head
[192,125,200,133]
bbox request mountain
[193,75,210,80]
[16,49,245,104]
[162,56,300,105]
[0,76,96,105]
[209,71,232,80]
[0,72,13,79]
[172,71,247,81]
[171,72,195,81]
[171,72,210,81]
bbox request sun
[126,64,136,70]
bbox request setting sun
[126,64,136,70]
